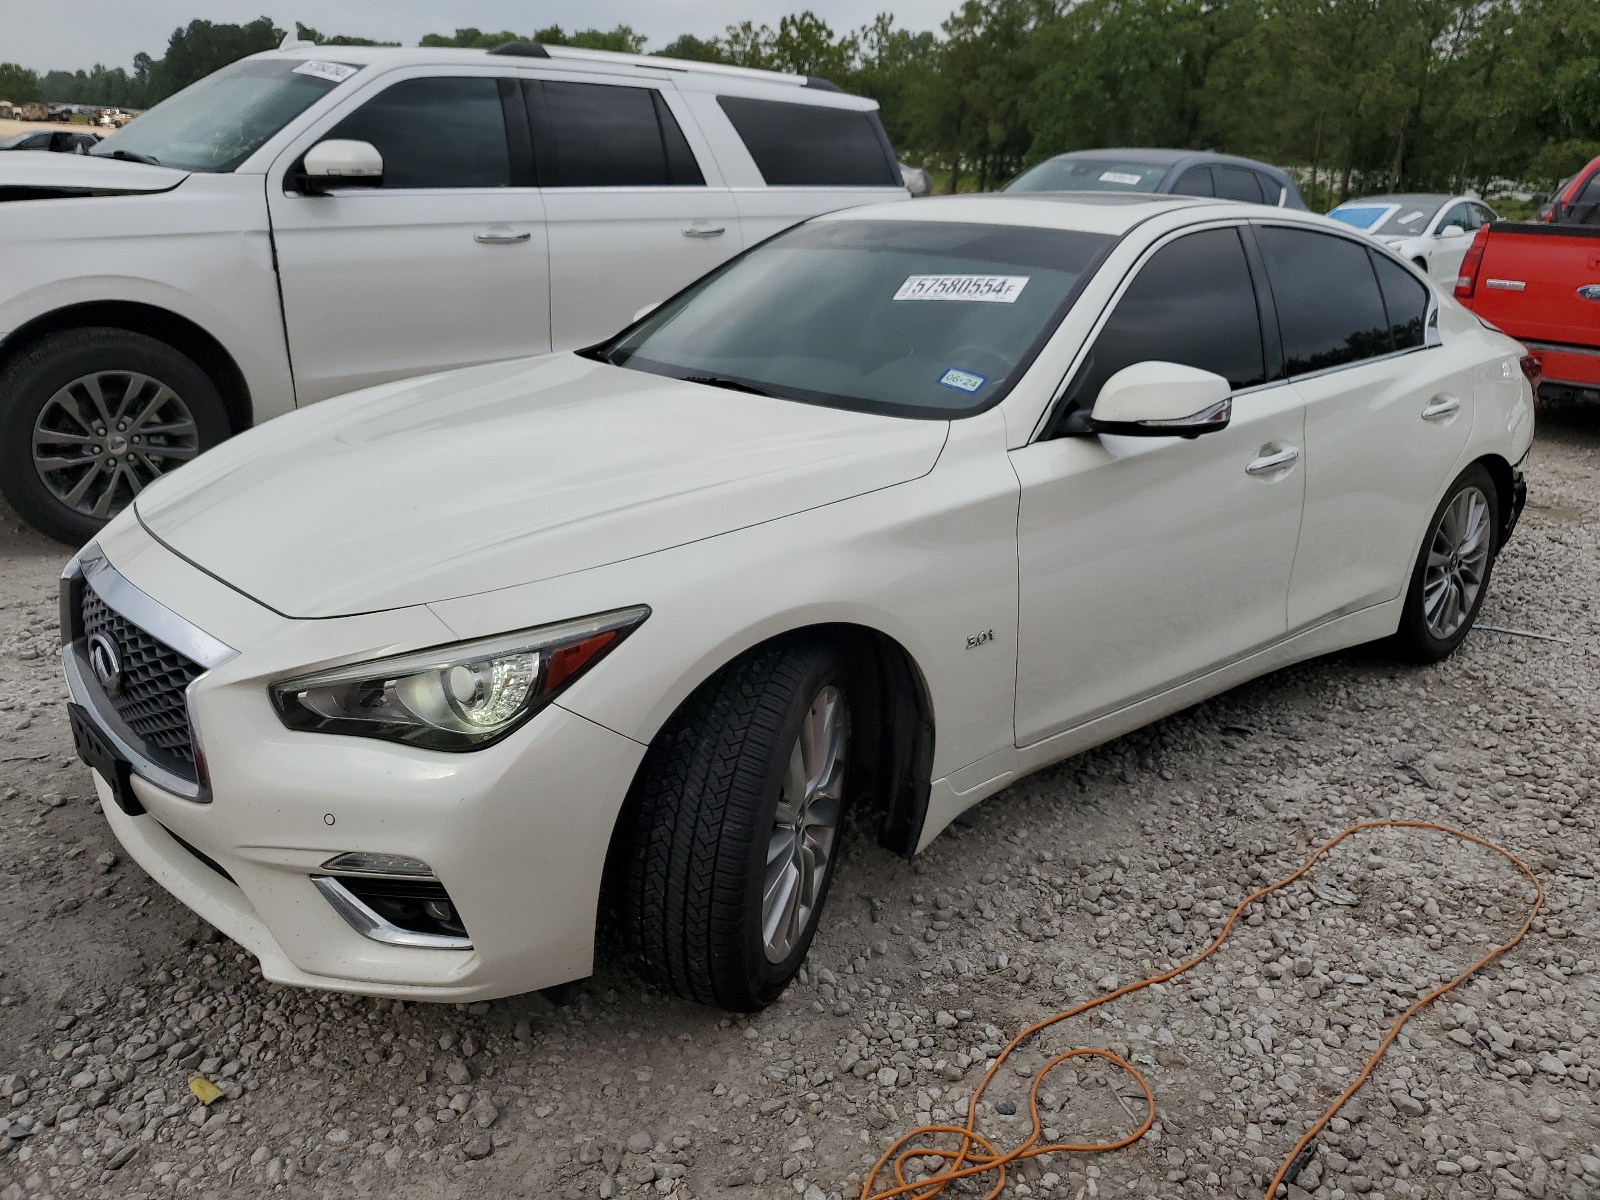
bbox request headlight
[270,606,649,751]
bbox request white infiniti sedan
[62,194,1534,1010]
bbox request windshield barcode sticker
[293,60,360,84]
[1099,171,1145,186]
[894,274,1029,303]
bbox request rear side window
[1257,227,1392,374]
[1256,174,1284,204]
[531,81,704,187]
[717,96,898,187]
[1214,166,1264,203]
[1065,227,1266,408]
[1171,167,1214,196]
[326,76,510,188]
[1371,253,1429,351]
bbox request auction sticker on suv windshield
[938,368,987,393]
[1099,171,1145,186]
[895,275,1029,303]
[293,60,361,83]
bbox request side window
[1370,252,1429,351]
[532,81,704,187]
[1256,227,1392,374]
[1171,167,1214,197]
[716,96,899,187]
[1471,203,1496,227]
[1214,166,1265,203]
[1439,202,1474,232]
[324,76,510,189]
[1064,227,1266,410]
[1256,174,1285,205]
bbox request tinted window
[1066,228,1266,409]
[1257,227,1392,374]
[1371,253,1428,351]
[1215,166,1265,203]
[1171,167,1214,197]
[1256,174,1284,205]
[327,76,509,188]
[534,81,703,187]
[717,96,898,187]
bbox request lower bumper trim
[311,876,473,951]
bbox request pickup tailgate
[1467,222,1600,388]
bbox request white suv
[0,41,910,542]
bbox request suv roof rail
[487,42,550,58]
[487,41,814,89]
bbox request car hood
[0,151,189,196]
[136,355,949,618]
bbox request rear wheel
[618,639,856,1010]
[0,328,229,544]
[1392,464,1498,662]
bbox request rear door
[1256,225,1475,629]
[528,75,740,350]
[269,71,551,404]
[1476,225,1600,351]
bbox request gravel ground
[2,409,1598,1200]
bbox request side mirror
[900,164,932,198]
[1438,224,1466,238]
[1068,361,1232,437]
[299,139,383,194]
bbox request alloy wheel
[32,370,200,519]
[762,685,848,963]
[1422,485,1492,640]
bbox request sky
[8,1,959,74]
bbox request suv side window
[1061,227,1266,413]
[716,96,899,187]
[1256,227,1392,374]
[1370,253,1429,351]
[325,76,511,188]
[1171,166,1214,197]
[1214,166,1265,203]
[531,80,705,187]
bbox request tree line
[3,1,1596,203]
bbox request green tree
[152,17,283,96]
[294,22,398,48]
[658,34,730,63]
[0,62,40,103]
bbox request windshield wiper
[100,149,161,166]
[683,374,773,397]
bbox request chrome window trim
[312,876,474,951]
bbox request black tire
[0,328,230,544]
[618,639,857,1010]
[1392,463,1499,662]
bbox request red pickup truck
[1456,219,1600,402]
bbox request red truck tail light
[1520,353,1542,392]
[1455,225,1490,299]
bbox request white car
[64,194,1534,1009]
[1326,193,1498,286]
[0,41,909,544]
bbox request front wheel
[1392,463,1498,662]
[618,639,856,1010]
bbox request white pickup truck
[0,42,910,542]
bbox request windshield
[1005,157,1170,194]
[91,57,356,172]
[593,219,1114,418]
[1326,204,1394,231]
[1330,199,1445,237]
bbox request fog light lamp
[320,851,434,878]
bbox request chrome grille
[81,586,202,774]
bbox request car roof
[1037,147,1289,176]
[814,192,1329,238]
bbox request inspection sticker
[293,60,361,84]
[937,367,987,393]
[1099,170,1145,186]
[894,274,1029,303]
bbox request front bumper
[67,523,647,1001]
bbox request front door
[1013,226,1306,745]
[1250,225,1476,628]
[1425,201,1484,286]
[527,77,741,351]
[269,73,551,404]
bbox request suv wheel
[0,328,229,543]
[618,640,856,1010]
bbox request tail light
[1520,352,1542,393]
[1455,225,1490,299]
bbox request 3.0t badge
[87,632,122,694]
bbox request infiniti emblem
[87,633,122,694]
[1578,283,1600,302]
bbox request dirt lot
[1,411,1597,1200]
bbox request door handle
[1245,446,1299,476]
[1421,395,1461,421]
[475,228,531,245]
[682,224,726,238]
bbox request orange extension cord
[860,821,1544,1200]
